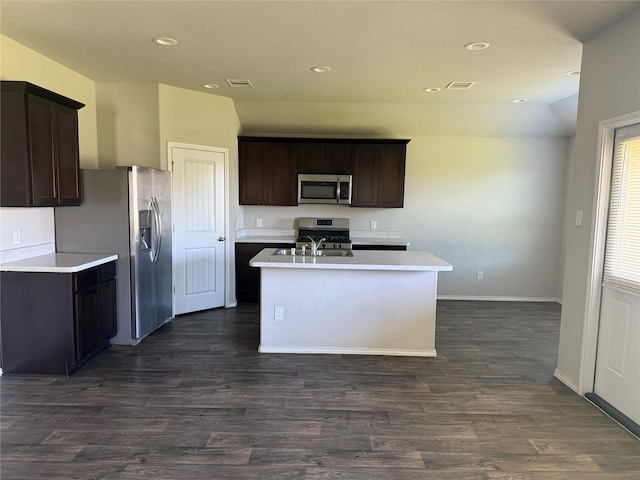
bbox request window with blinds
[603,123,640,294]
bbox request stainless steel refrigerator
[55,166,173,345]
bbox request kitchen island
[249,249,452,357]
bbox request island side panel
[258,267,438,356]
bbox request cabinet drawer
[99,261,116,282]
[74,267,98,292]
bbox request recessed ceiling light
[423,87,441,93]
[465,42,490,51]
[564,70,581,76]
[512,98,529,103]
[202,83,220,89]
[310,66,332,73]
[152,36,178,46]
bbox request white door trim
[580,110,640,395]
[167,141,232,309]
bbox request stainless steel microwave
[298,174,352,205]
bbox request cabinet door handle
[218,236,226,242]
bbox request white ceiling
[2,0,640,137]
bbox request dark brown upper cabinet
[238,139,297,206]
[1,81,85,207]
[296,142,354,174]
[352,142,407,208]
[238,136,409,207]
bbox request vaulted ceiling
[3,0,640,137]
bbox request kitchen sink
[272,248,353,257]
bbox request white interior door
[594,124,640,425]
[170,143,227,315]
[595,286,640,422]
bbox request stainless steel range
[296,217,352,250]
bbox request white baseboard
[554,368,579,393]
[258,345,437,357]
[438,295,561,303]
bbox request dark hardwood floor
[2,301,639,479]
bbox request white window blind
[603,123,640,294]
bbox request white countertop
[0,253,118,273]
[250,248,452,272]
[236,235,296,244]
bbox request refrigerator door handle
[151,196,162,264]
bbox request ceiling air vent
[225,79,253,87]
[446,81,476,90]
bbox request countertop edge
[249,249,452,272]
[249,261,452,272]
[0,253,119,273]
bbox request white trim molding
[554,368,579,393]
[438,295,560,303]
[259,345,437,357]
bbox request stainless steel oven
[298,174,352,205]
[296,217,352,250]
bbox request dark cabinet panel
[0,81,84,207]
[352,143,406,208]
[267,143,297,206]
[377,144,406,208]
[239,141,268,205]
[352,144,379,207]
[55,104,82,205]
[75,286,101,361]
[99,279,118,343]
[235,243,294,303]
[352,244,407,251]
[297,142,354,174]
[27,94,58,206]
[238,140,296,205]
[0,261,117,375]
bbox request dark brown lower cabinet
[0,261,117,375]
[235,242,294,303]
[352,244,407,251]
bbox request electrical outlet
[575,210,584,227]
[370,220,377,230]
[256,218,263,228]
[477,270,484,280]
[274,306,284,320]
[12,229,21,245]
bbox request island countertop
[0,253,118,273]
[249,248,452,272]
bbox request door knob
[217,236,226,241]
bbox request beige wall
[243,135,568,300]
[96,83,160,168]
[158,83,242,228]
[0,35,99,256]
[556,11,640,388]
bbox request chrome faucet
[307,236,325,256]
